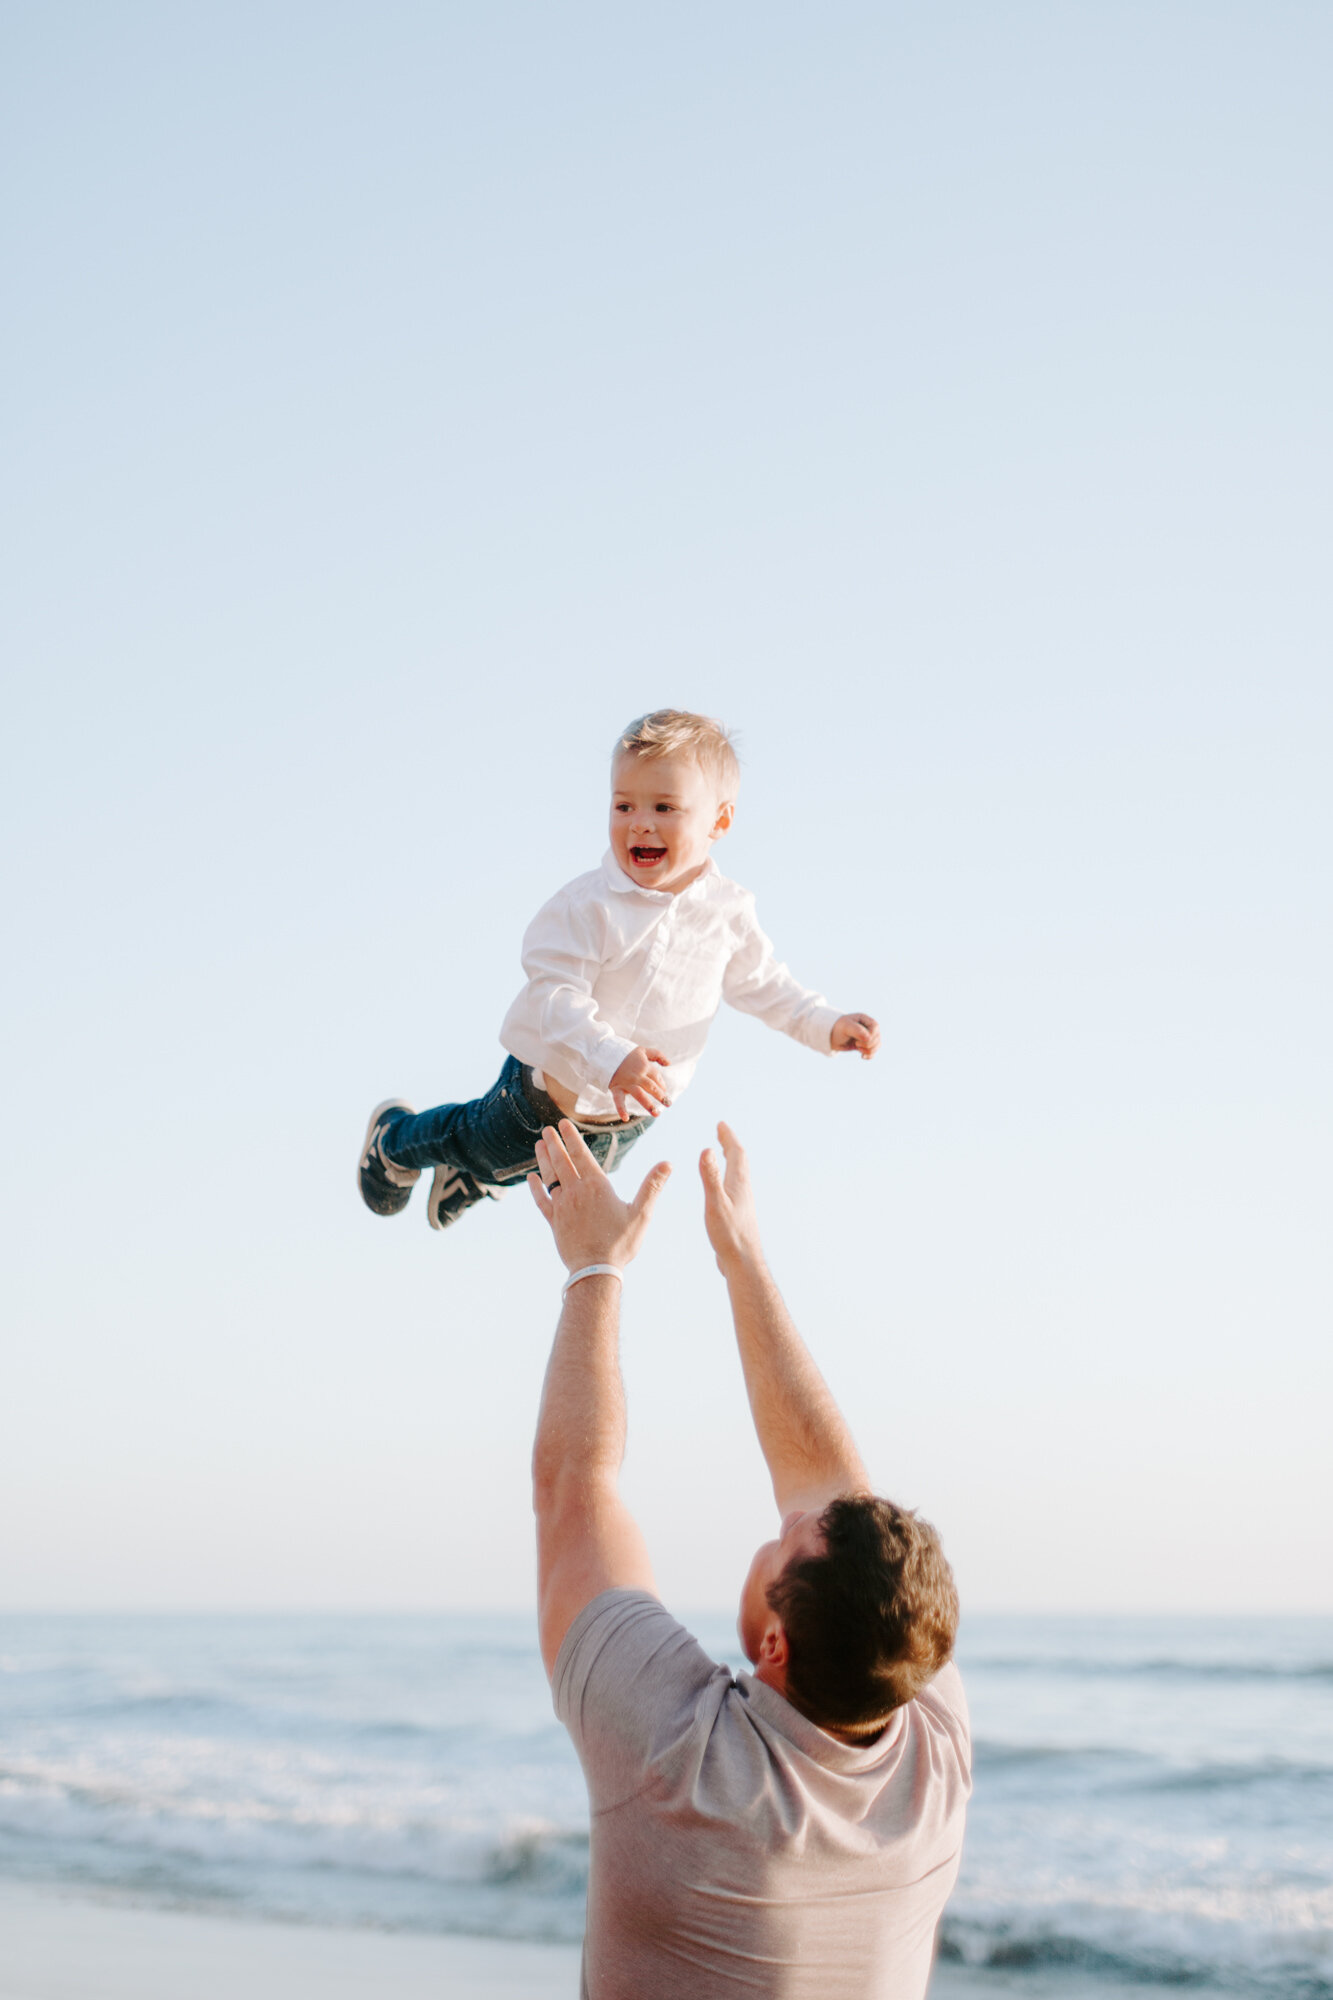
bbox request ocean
[0,1611,1329,1996]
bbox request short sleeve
[552,1589,732,1813]
[912,1661,972,1785]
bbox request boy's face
[609,750,733,895]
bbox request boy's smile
[609,750,734,896]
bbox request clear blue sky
[3,2,1329,1613]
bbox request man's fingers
[557,1119,604,1176]
[699,1146,724,1194]
[630,1159,672,1221]
[715,1121,750,1198]
[540,1124,580,1183]
[526,1171,554,1222]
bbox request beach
[0,1884,1222,2000]
[0,1884,579,1999]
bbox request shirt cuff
[586,1034,641,1089]
[804,1004,844,1055]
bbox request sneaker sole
[358,1098,417,1213]
[427,1165,506,1230]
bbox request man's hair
[613,709,740,800]
[766,1496,958,1735]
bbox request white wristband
[562,1264,624,1299]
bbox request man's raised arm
[529,1122,672,1677]
[700,1124,869,1516]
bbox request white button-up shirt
[500,852,840,1119]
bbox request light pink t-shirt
[554,1590,971,2000]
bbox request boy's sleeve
[515,887,639,1093]
[722,896,842,1054]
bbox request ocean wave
[0,1691,563,1771]
[5,1763,1333,1985]
[483,1825,589,1895]
[971,1740,1333,1785]
[967,1654,1333,1683]
[940,1909,1333,2000]
[1137,1757,1333,1793]
[0,1736,588,1867]
[971,1740,1135,1769]
[0,1761,593,1943]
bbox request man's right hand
[529,1121,672,1273]
[699,1123,765,1275]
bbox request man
[529,1118,970,1999]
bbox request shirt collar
[600,850,719,901]
[735,1672,908,1772]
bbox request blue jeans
[381,1057,651,1188]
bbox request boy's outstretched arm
[529,1123,673,1675]
[700,1125,869,1516]
[720,903,878,1062]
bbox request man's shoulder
[554,1589,722,1712]
[548,1590,723,1735]
[552,1591,733,1808]
[904,1660,972,1785]
[916,1658,968,1721]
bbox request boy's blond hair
[613,709,740,801]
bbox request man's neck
[753,1660,888,1746]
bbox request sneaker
[358,1100,420,1216]
[426,1164,505,1231]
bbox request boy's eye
[656,804,673,813]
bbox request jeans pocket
[479,1090,538,1182]
[507,1068,554,1134]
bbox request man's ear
[756,1620,789,1671]
[711,800,735,840]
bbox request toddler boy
[358,709,879,1232]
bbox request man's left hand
[528,1121,672,1271]
[831,1012,881,1059]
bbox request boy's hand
[528,1121,671,1272]
[699,1123,765,1276]
[831,1012,880,1059]
[609,1046,671,1120]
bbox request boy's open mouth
[630,846,667,866]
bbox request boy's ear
[711,800,735,839]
